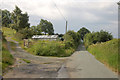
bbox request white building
[32,35,58,40]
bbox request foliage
[38,19,54,35]
[11,6,30,31]
[2,35,14,72]
[64,30,81,49]
[30,25,42,35]
[27,40,73,57]
[2,27,16,37]
[18,28,33,39]
[2,9,11,27]
[14,32,24,41]
[84,30,113,48]
[64,34,76,49]
[27,30,81,57]
[88,39,119,72]
[77,27,90,40]
[58,34,64,37]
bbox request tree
[84,30,113,48]
[64,30,81,49]
[30,25,41,35]
[11,6,30,31]
[38,19,54,35]
[99,30,113,42]
[77,27,90,40]
[2,9,11,27]
[18,28,33,39]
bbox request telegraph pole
[65,20,67,41]
[66,21,67,34]
[117,2,120,37]
[117,2,120,75]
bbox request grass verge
[10,41,16,51]
[2,37,14,73]
[87,39,119,73]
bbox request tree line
[1,6,54,39]
[77,27,113,48]
[1,5,113,45]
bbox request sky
[0,0,119,38]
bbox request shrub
[77,27,90,40]
[14,32,24,40]
[84,30,113,48]
[27,40,73,57]
[26,30,81,57]
[64,30,81,49]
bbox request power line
[51,0,67,21]
[51,0,68,37]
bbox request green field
[88,39,119,73]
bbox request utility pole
[65,20,67,41]
[66,21,67,34]
[117,2,120,38]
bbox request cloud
[0,0,118,38]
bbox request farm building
[32,35,58,40]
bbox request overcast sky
[0,0,119,38]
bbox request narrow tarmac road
[65,44,118,78]
[3,38,67,78]
[3,38,118,78]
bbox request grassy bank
[2,36,14,73]
[88,39,119,73]
[2,27,16,37]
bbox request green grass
[2,27,16,37]
[10,41,16,51]
[2,38,14,73]
[22,59,31,63]
[88,39,119,73]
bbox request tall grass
[2,27,16,37]
[2,37,14,72]
[27,40,75,57]
[88,39,119,72]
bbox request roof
[32,35,58,39]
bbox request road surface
[64,44,118,78]
[3,38,118,79]
[3,38,67,78]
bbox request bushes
[27,40,73,57]
[77,27,90,40]
[26,30,81,57]
[18,28,33,39]
[84,30,113,48]
[12,28,33,42]
[14,32,24,41]
[88,39,119,72]
[64,30,81,49]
